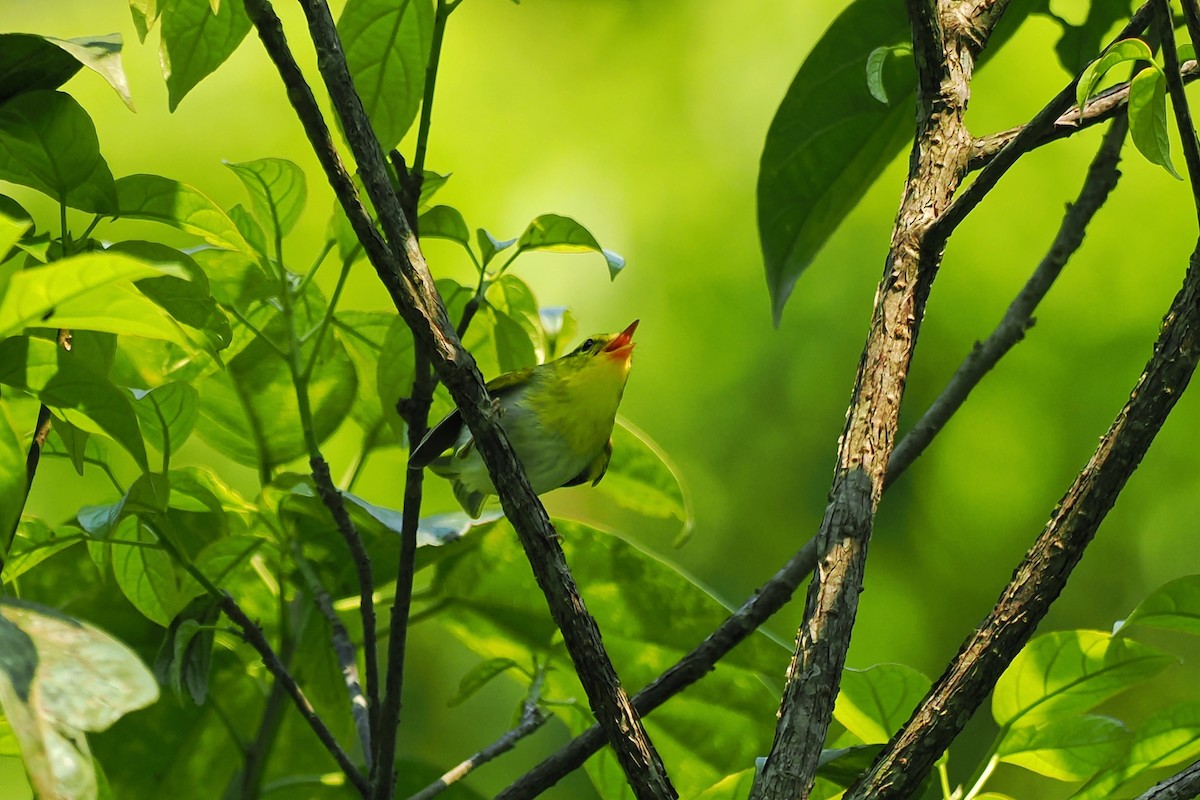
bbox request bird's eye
[581,338,595,351]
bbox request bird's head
[553,320,639,383]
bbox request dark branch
[1133,758,1200,800]
[1,404,53,575]
[1157,0,1200,217]
[245,1,675,796]
[887,114,1129,486]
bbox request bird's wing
[407,369,535,468]
[562,438,613,488]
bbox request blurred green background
[5,0,1200,797]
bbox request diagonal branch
[243,1,675,796]
[1133,758,1200,800]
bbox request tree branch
[1157,0,1200,221]
[887,114,1129,486]
[749,1,1010,795]
[847,244,1200,798]
[1,404,52,575]
[244,1,675,796]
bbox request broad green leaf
[0,90,117,213]
[539,306,578,358]
[1072,702,1200,800]
[418,204,471,248]
[1076,39,1155,113]
[477,227,516,269]
[189,248,271,312]
[334,310,402,448]
[1,520,85,583]
[597,418,693,536]
[0,33,81,103]
[696,770,757,800]
[757,0,913,325]
[0,209,31,265]
[447,657,523,707]
[50,414,91,476]
[0,406,25,539]
[160,0,251,111]
[998,714,1130,780]
[227,203,267,258]
[195,284,357,468]
[0,336,149,470]
[131,382,199,458]
[418,169,450,207]
[515,214,624,279]
[1127,67,1181,180]
[153,597,220,705]
[43,35,135,111]
[834,663,931,744]
[1123,574,1200,636]
[1181,43,1197,64]
[375,310,418,441]
[1053,3,1138,74]
[339,0,435,148]
[0,251,186,340]
[112,515,199,627]
[225,158,307,241]
[865,44,911,105]
[0,598,158,800]
[992,630,1175,728]
[486,274,543,370]
[434,520,784,797]
[129,0,164,42]
[116,174,254,256]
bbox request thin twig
[291,540,372,768]
[1,404,53,575]
[1133,758,1200,800]
[408,670,548,800]
[1157,0,1200,223]
[251,0,677,795]
[887,114,1129,486]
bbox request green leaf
[375,312,417,440]
[418,169,450,207]
[998,714,1129,781]
[0,208,31,265]
[757,0,913,325]
[514,214,625,279]
[189,247,271,312]
[50,413,91,475]
[225,158,307,241]
[160,0,251,111]
[112,516,199,627]
[1,519,85,583]
[486,274,544,368]
[335,310,402,448]
[0,251,187,340]
[418,204,471,248]
[538,306,578,358]
[1123,574,1200,636]
[0,336,149,470]
[0,90,117,213]
[477,227,516,269]
[1072,702,1200,800]
[43,34,135,111]
[594,418,693,542]
[131,382,199,458]
[1127,66,1182,180]
[129,0,165,42]
[447,657,523,707]
[227,203,267,258]
[0,406,26,539]
[339,0,435,148]
[992,630,1175,729]
[0,33,82,102]
[153,597,220,705]
[116,174,255,256]
[834,663,931,744]
[1181,43,1197,65]
[1076,39,1155,113]
[865,44,911,105]
[816,744,887,788]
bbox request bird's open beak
[603,319,639,358]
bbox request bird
[409,320,639,518]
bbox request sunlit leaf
[418,204,471,248]
[538,306,577,358]
[834,663,931,744]
[160,0,251,111]
[514,214,624,279]
[447,657,523,707]
[757,0,913,325]
[1127,66,1181,180]
[225,157,307,241]
[375,310,417,441]
[477,227,516,269]
[0,90,117,213]
[0,34,81,102]
[1076,39,1155,113]
[1,520,85,583]
[0,598,158,800]
[1123,574,1200,636]
[865,44,911,105]
[597,418,693,538]
[339,0,434,148]
[998,714,1130,780]
[334,310,400,448]
[129,0,164,42]
[1072,702,1200,800]
[189,248,271,312]
[0,336,149,471]
[116,174,255,256]
[992,630,1175,728]
[227,203,267,258]
[44,34,135,111]
[112,515,200,627]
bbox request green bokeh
[4,1,1200,798]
